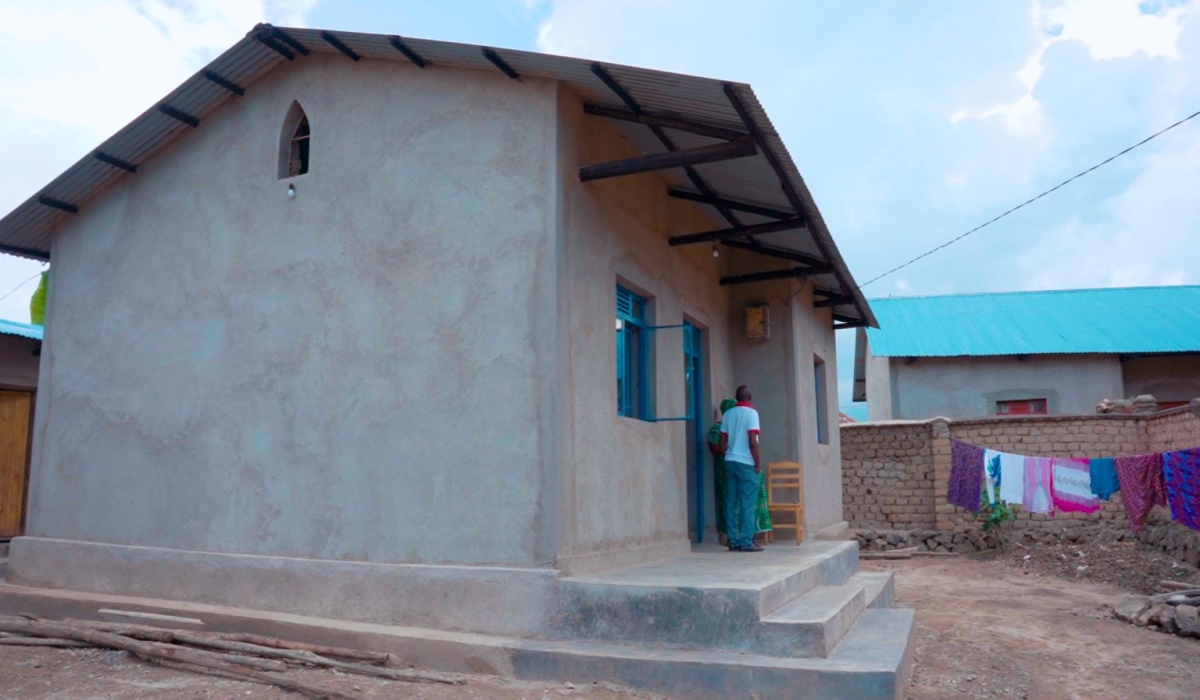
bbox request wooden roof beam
[668,216,803,247]
[583,104,747,141]
[580,137,755,183]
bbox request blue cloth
[1089,458,1119,500]
[725,460,762,548]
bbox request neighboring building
[853,286,1200,421]
[0,319,41,539]
[0,26,913,698]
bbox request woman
[708,399,773,545]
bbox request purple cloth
[948,441,984,512]
[1114,454,1166,532]
[1163,449,1200,532]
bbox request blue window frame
[616,286,648,418]
[814,356,829,445]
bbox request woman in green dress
[708,398,772,545]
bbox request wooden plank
[0,391,32,538]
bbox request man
[719,385,763,552]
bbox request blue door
[684,322,706,542]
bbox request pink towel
[1024,457,1055,514]
[1052,458,1101,514]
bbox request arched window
[278,101,310,179]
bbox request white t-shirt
[721,404,761,466]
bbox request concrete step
[0,581,915,700]
[555,541,860,656]
[851,570,896,609]
[758,581,865,657]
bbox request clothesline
[946,441,1200,534]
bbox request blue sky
[2,1,1200,408]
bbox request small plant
[978,496,1016,532]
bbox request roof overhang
[0,24,877,328]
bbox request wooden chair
[767,461,805,544]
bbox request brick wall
[842,401,1200,532]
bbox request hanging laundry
[1162,449,1200,532]
[983,449,1002,505]
[1052,458,1100,514]
[1114,454,1166,532]
[997,451,1025,505]
[1088,457,1119,501]
[1024,456,1055,514]
[948,441,984,512]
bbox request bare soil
[870,553,1200,700]
[0,645,662,700]
[998,537,1199,594]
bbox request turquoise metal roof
[864,286,1200,357]
[0,319,43,341]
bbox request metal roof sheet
[864,286,1200,357]
[0,24,875,326]
[0,320,43,341]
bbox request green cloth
[709,398,772,536]
[29,271,47,326]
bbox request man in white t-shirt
[719,385,763,552]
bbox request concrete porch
[3,539,914,699]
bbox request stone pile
[854,528,999,554]
[1136,519,1200,567]
[1113,591,1200,639]
[1096,395,1159,414]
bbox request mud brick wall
[842,401,1200,532]
[841,423,936,529]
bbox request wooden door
[0,390,32,538]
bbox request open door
[0,390,32,538]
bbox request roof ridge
[868,284,1200,302]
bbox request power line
[859,106,1200,289]
[0,270,45,304]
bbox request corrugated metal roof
[0,320,43,341]
[864,286,1200,357]
[0,24,875,327]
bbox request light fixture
[287,184,295,198]
[712,245,720,258]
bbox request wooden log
[63,619,390,664]
[0,618,353,699]
[0,636,92,648]
[912,551,960,558]
[1159,580,1200,591]
[59,619,461,685]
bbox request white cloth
[997,451,1025,505]
[721,404,761,465]
[983,449,1002,505]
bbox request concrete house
[0,25,913,697]
[853,286,1200,421]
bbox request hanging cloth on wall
[1088,458,1119,501]
[1023,457,1055,514]
[983,449,1002,505]
[997,451,1026,505]
[1162,449,1200,532]
[1051,458,1101,514]
[948,441,984,512]
[1114,454,1167,532]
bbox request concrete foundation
[6,538,914,698]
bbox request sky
[2,0,1200,408]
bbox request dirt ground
[0,646,663,700]
[3,544,1199,699]
[871,550,1200,700]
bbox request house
[853,286,1200,421]
[0,25,912,697]
[0,319,41,540]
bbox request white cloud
[954,0,1190,133]
[0,0,317,322]
[1018,129,1200,290]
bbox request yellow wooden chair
[767,461,805,544]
